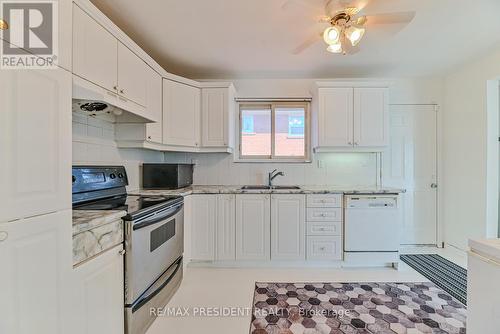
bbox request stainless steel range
[72,166,184,334]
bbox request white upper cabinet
[318,87,353,147]
[73,4,118,92]
[271,195,306,261]
[235,195,271,261]
[145,66,163,142]
[57,0,73,71]
[353,87,389,147]
[201,85,235,149]
[316,84,389,151]
[0,64,72,222]
[117,42,148,106]
[163,79,201,147]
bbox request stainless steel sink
[240,185,301,190]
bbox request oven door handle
[128,256,183,313]
[133,204,183,230]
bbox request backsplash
[164,152,380,187]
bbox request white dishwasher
[344,195,401,267]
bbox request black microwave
[142,163,194,189]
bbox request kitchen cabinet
[216,194,236,261]
[71,244,125,334]
[163,79,201,147]
[117,42,148,106]
[145,66,163,143]
[235,194,271,260]
[316,85,389,150]
[0,63,72,222]
[201,84,235,149]
[73,4,118,93]
[0,210,73,334]
[271,194,305,261]
[190,195,216,261]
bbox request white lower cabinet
[235,194,271,261]
[306,236,342,260]
[71,244,124,334]
[0,210,72,334]
[216,194,236,260]
[271,194,305,261]
[190,195,216,261]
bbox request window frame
[237,101,311,162]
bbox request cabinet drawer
[306,222,341,236]
[307,194,342,208]
[306,236,342,260]
[306,208,342,221]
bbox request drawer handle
[319,247,326,251]
[318,227,326,231]
[119,249,126,256]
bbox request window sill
[233,158,312,164]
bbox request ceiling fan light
[345,26,365,46]
[326,42,342,54]
[323,26,340,45]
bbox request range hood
[72,75,156,123]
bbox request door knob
[431,183,438,189]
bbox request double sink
[240,185,301,190]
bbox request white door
[117,42,148,106]
[216,194,236,260]
[318,87,353,147]
[145,66,163,143]
[190,195,216,261]
[163,79,201,147]
[383,105,438,245]
[202,88,228,147]
[0,64,72,222]
[354,87,389,147]
[0,210,72,334]
[71,244,125,334]
[72,4,118,92]
[235,194,271,260]
[271,194,305,260]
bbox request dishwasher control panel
[345,196,398,209]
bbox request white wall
[72,111,164,190]
[171,77,444,187]
[442,46,500,250]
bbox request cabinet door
[163,79,201,147]
[72,244,124,334]
[318,87,354,147]
[190,195,216,261]
[202,88,228,147]
[353,87,389,147]
[73,4,117,92]
[145,66,163,143]
[216,194,236,260]
[271,194,305,260]
[117,42,147,106]
[235,195,271,260]
[0,64,71,222]
[0,210,72,334]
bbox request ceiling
[89,0,500,79]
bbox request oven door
[124,202,183,304]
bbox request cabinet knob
[354,142,359,146]
[147,136,151,140]
[0,231,8,242]
[119,249,126,256]
[348,142,352,145]
[319,247,326,251]
[113,85,118,91]
[120,89,124,94]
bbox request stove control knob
[109,173,116,179]
[118,173,124,178]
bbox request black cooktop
[73,194,183,220]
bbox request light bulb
[345,26,365,46]
[326,42,342,54]
[323,26,341,45]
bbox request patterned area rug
[400,254,467,305]
[250,282,466,334]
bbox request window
[239,102,310,161]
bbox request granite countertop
[131,185,405,197]
[72,210,127,236]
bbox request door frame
[383,103,442,247]
[486,79,500,238]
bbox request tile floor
[146,246,466,334]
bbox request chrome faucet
[268,169,284,187]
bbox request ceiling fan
[283,0,416,55]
